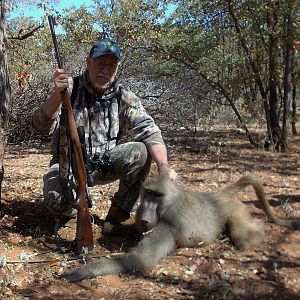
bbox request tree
[224,0,299,151]
[4,1,299,151]
[6,4,88,142]
[0,0,11,203]
[141,0,300,151]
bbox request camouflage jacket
[31,71,164,178]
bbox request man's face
[86,54,120,94]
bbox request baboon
[62,173,299,282]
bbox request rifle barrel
[48,15,63,68]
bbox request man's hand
[148,144,177,181]
[41,69,70,118]
[54,68,69,92]
[158,163,177,181]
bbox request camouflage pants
[43,142,152,215]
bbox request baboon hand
[167,169,177,181]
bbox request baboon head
[136,174,178,229]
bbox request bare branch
[8,24,44,40]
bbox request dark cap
[89,39,122,60]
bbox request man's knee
[123,142,150,169]
[42,163,76,215]
[43,163,59,182]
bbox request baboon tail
[62,222,176,282]
[215,173,299,229]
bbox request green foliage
[4,0,300,146]
[62,6,99,43]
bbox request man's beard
[94,76,111,94]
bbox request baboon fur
[62,173,299,282]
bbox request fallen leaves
[0,214,17,228]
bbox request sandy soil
[0,126,299,300]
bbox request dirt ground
[0,126,299,300]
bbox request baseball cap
[89,39,122,60]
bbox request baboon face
[137,175,177,229]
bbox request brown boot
[105,204,130,225]
[103,204,131,235]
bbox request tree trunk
[268,35,281,148]
[281,1,296,151]
[291,83,297,135]
[291,47,297,135]
[0,0,11,208]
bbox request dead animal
[62,173,299,282]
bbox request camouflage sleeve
[119,87,165,147]
[31,77,73,136]
[31,105,60,136]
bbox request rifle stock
[48,15,93,254]
[61,92,94,254]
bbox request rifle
[48,15,93,255]
[78,126,95,187]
